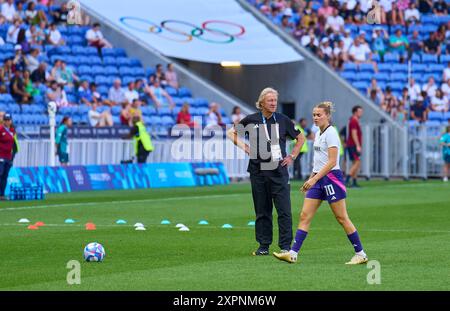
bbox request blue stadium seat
[371,53,381,62]
[423,73,441,84]
[112,116,120,124]
[131,67,145,76]
[87,56,102,66]
[141,106,156,116]
[117,57,133,67]
[146,67,156,77]
[8,104,20,114]
[101,57,116,66]
[383,53,399,63]
[150,116,162,125]
[352,81,369,91]
[392,63,408,73]
[390,73,408,83]
[412,63,427,73]
[412,73,424,84]
[111,106,121,116]
[373,72,389,82]
[427,64,445,74]
[389,82,404,92]
[377,63,392,73]
[119,66,134,76]
[359,63,375,73]
[178,87,192,98]
[95,75,108,85]
[445,112,450,121]
[91,65,106,75]
[161,116,175,126]
[422,53,438,63]
[122,76,135,85]
[79,75,94,83]
[410,53,421,63]
[357,72,373,82]
[428,111,444,121]
[165,86,178,96]
[158,107,173,116]
[343,62,358,72]
[440,55,450,63]
[104,66,119,75]
[340,71,357,81]
[128,58,142,67]
[377,81,386,90]
[97,85,109,95]
[102,48,127,57]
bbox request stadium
[0,0,449,301]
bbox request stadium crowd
[250,0,450,123]
[0,0,233,131]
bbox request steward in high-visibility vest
[334,125,344,157]
[132,117,154,164]
[295,124,309,154]
[12,132,19,162]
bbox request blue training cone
[198,220,209,225]
[65,219,76,224]
[161,220,171,225]
[247,221,255,226]
[222,224,233,229]
[116,219,127,225]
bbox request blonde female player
[273,102,368,264]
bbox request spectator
[422,76,438,98]
[6,18,21,44]
[25,48,40,73]
[348,37,376,71]
[120,102,131,126]
[421,90,431,109]
[155,64,167,86]
[26,24,42,45]
[424,32,441,55]
[389,29,409,55]
[332,39,347,69]
[25,1,47,25]
[326,9,344,33]
[433,0,448,15]
[350,3,365,25]
[408,78,422,102]
[10,70,31,104]
[341,29,354,53]
[15,1,26,21]
[441,79,450,97]
[404,2,421,23]
[78,80,93,106]
[410,97,428,122]
[88,103,113,127]
[89,82,104,105]
[124,81,139,104]
[50,1,69,24]
[372,26,388,59]
[146,79,175,110]
[369,89,383,106]
[85,23,112,49]
[418,0,433,14]
[231,106,246,126]
[17,28,30,53]
[392,0,406,25]
[0,68,7,93]
[36,20,47,44]
[46,81,69,108]
[367,78,382,96]
[436,24,447,44]
[408,30,424,53]
[379,0,396,25]
[3,59,13,85]
[30,62,48,84]
[165,63,179,90]
[318,0,334,19]
[176,103,196,127]
[430,89,449,112]
[380,86,398,115]
[12,45,26,72]
[280,15,294,32]
[206,102,224,127]
[108,79,125,106]
[318,37,333,63]
[129,99,143,124]
[393,102,407,124]
[47,22,64,45]
[56,60,79,87]
[300,28,319,53]
[1,0,17,23]
[398,87,411,109]
[134,79,146,101]
[23,70,40,98]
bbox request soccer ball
[83,242,106,262]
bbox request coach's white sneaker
[345,254,368,265]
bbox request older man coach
[227,88,305,255]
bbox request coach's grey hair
[256,87,278,110]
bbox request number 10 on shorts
[324,184,335,196]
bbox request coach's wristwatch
[289,153,297,160]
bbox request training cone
[135,226,146,231]
[161,220,171,225]
[116,219,127,225]
[222,224,233,229]
[35,221,45,227]
[65,219,76,224]
[134,223,144,228]
[27,225,39,230]
[18,218,30,224]
[85,223,96,230]
[198,220,209,225]
[247,221,255,226]
[179,226,190,232]
[175,223,185,228]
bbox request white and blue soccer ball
[83,242,106,262]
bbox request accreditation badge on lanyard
[262,113,282,161]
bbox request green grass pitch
[0,180,449,290]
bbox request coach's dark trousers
[250,173,292,250]
[0,159,12,197]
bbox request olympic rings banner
[79,0,303,65]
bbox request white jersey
[312,126,341,173]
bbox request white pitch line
[1,223,449,234]
[0,193,245,212]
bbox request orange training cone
[27,225,39,230]
[35,222,45,227]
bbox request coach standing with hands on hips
[0,114,16,200]
[227,88,305,255]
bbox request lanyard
[3,126,13,138]
[261,112,279,142]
